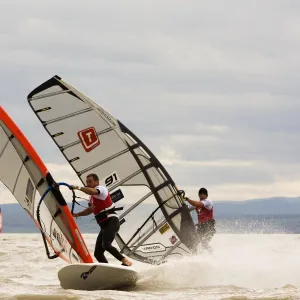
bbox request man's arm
[73,207,93,218]
[185,198,205,208]
[188,205,196,212]
[71,185,100,195]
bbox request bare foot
[121,258,132,267]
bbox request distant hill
[214,197,300,216]
[1,197,300,233]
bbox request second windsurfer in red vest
[71,173,132,266]
[184,187,216,253]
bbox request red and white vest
[90,194,114,215]
[89,186,116,222]
[196,206,214,224]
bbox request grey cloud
[164,163,276,187]
[1,0,300,200]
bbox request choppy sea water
[1,233,300,300]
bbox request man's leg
[201,232,214,253]
[101,217,126,262]
[201,220,216,253]
[94,229,108,263]
[196,224,205,251]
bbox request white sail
[27,76,199,264]
[0,106,93,263]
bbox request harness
[94,206,123,223]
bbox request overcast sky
[1,0,300,204]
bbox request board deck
[58,263,139,290]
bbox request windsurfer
[71,173,132,266]
[184,187,216,253]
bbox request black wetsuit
[197,219,216,252]
[94,216,125,263]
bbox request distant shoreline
[2,198,300,233]
[2,215,300,234]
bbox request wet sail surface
[27,75,199,264]
[0,106,92,263]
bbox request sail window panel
[112,186,151,216]
[127,217,185,262]
[119,194,165,245]
[128,214,166,249]
[13,167,36,214]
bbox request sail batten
[29,89,71,101]
[44,108,93,126]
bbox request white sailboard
[58,263,138,290]
[26,75,200,290]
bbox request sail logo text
[98,108,116,126]
[103,171,120,188]
[53,228,67,252]
[77,127,100,152]
[138,243,166,253]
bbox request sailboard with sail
[27,75,199,266]
[0,106,93,263]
